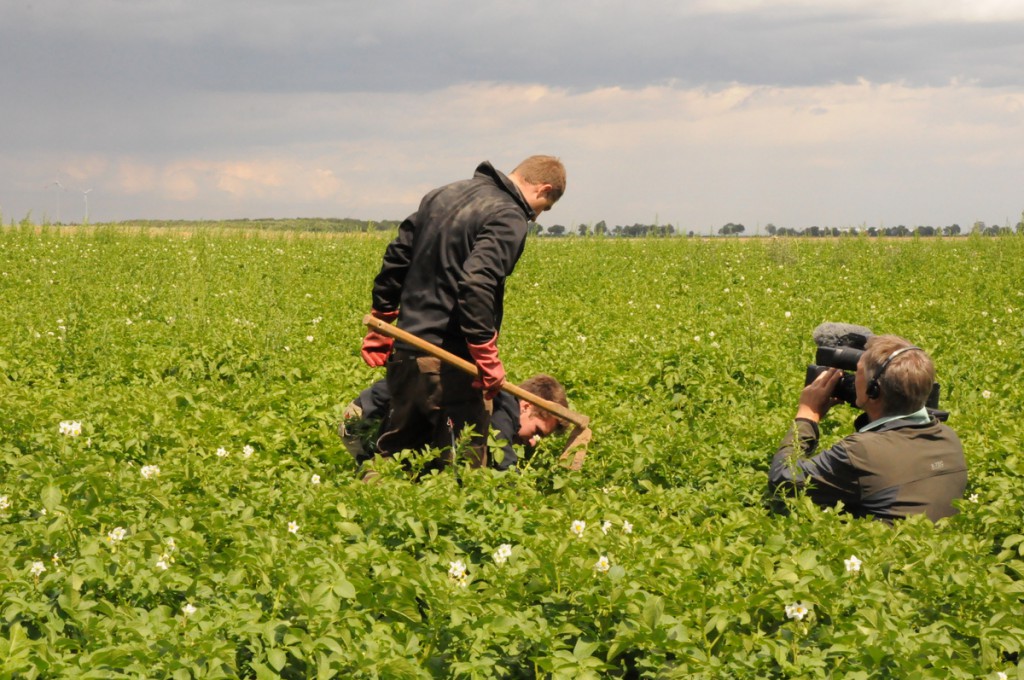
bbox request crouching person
[769,335,967,522]
[340,374,568,471]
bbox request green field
[1,226,1022,678]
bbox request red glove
[360,309,399,367]
[467,333,506,400]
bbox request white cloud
[690,0,1024,22]
[5,79,1019,229]
[2,1,1022,227]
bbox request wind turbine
[47,174,65,224]
[81,188,92,224]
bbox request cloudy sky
[2,0,1022,231]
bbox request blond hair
[512,156,566,202]
[862,335,935,415]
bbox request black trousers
[376,350,491,469]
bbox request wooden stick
[363,314,590,429]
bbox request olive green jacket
[769,415,967,522]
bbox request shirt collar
[858,405,931,433]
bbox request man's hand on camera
[796,368,843,422]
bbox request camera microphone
[811,322,874,349]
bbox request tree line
[539,213,1024,238]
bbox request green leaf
[333,577,356,599]
[267,649,288,672]
[41,485,61,511]
[572,639,600,661]
[643,595,664,629]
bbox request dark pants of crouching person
[377,350,491,471]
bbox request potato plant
[1,226,1022,678]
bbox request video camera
[805,322,946,420]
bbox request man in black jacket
[340,374,568,471]
[359,156,566,469]
[769,335,967,522]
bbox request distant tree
[718,222,745,236]
[577,224,589,237]
[528,222,543,236]
[547,224,566,237]
[765,223,777,236]
[594,220,608,236]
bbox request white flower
[693,335,701,342]
[492,544,513,565]
[125,318,133,326]
[844,555,862,573]
[59,420,82,437]
[0,495,10,511]
[165,537,176,551]
[155,559,170,571]
[708,331,715,338]
[448,560,468,586]
[997,672,1008,680]
[969,493,979,503]
[310,474,321,485]
[570,520,586,538]
[601,520,612,535]
[785,602,810,621]
[288,521,299,534]
[182,603,197,617]
[306,335,314,343]
[622,521,633,534]
[29,561,46,577]
[784,311,792,318]
[594,555,611,573]
[982,390,992,399]
[311,316,322,325]
[140,465,161,479]
[242,445,255,458]
[107,527,127,543]
[215,447,229,458]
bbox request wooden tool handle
[363,314,589,428]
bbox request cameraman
[769,335,967,522]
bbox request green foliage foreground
[1,226,1023,678]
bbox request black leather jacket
[371,161,534,359]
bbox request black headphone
[866,346,923,399]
